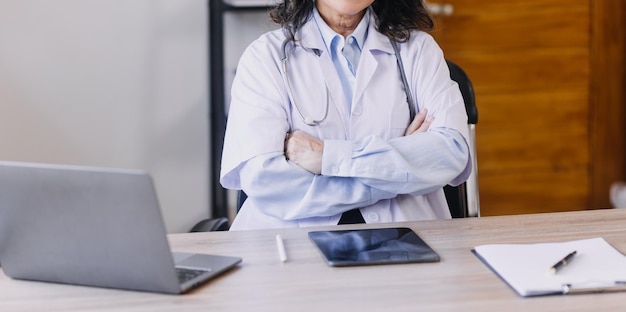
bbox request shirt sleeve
[238,152,397,221]
[321,127,470,195]
[321,32,471,196]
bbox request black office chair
[190,61,479,231]
[189,216,230,232]
[444,60,480,218]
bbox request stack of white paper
[473,237,626,297]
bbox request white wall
[0,0,209,233]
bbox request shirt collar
[313,6,370,52]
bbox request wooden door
[428,0,626,215]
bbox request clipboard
[472,237,626,297]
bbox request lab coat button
[353,105,363,116]
[331,166,339,173]
[367,212,379,222]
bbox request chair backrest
[447,61,478,124]
[445,60,480,218]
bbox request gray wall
[0,0,208,233]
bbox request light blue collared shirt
[313,7,369,112]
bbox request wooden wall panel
[432,1,589,51]
[477,89,589,173]
[480,169,589,215]
[477,130,588,172]
[589,0,626,209]
[430,0,593,216]
[478,90,588,132]
[448,49,590,93]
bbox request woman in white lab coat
[221,0,471,230]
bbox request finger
[405,109,427,136]
[284,132,306,161]
[284,132,294,160]
[415,116,434,133]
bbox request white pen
[275,234,287,262]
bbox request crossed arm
[285,109,434,174]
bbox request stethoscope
[280,36,416,127]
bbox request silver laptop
[0,161,241,294]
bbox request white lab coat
[221,10,471,230]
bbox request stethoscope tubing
[281,39,330,126]
[280,37,415,127]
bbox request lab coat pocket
[387,97,412,140]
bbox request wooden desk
[2,209,626,311]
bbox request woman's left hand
[284,130,324,175]
[405,108,434,136]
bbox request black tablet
[308,227,440,267]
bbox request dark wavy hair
[269,0,434,42]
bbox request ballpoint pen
[547,251,577,275]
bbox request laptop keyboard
[176,267,208,284]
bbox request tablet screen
[308,227,440,267]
